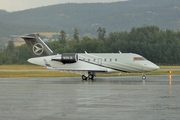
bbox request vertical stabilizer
[20,34,53,57]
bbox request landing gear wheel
[88,74,94,80]
[88,72,95,80]
[142,75,146,80]
[82,75,87,80]
[142,73,146,80]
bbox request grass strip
[0,65,43,70]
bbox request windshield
[133,57,146,61]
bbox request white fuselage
[28,53,159,73]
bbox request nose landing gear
[142,73,146,80]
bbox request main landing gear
[82,72,95,81]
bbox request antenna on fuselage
[84,51,88,54]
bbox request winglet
[84,51,88,54]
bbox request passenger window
[104,59,106,62]
[110,59,112,62]
[115,58,117,62]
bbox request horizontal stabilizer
[11,35,36,39]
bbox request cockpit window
[133,57,146,61]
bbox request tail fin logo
[33,43,44,55]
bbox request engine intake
[52,53,78,64]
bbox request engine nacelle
[52,53,78,64]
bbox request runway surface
[0,75,180,120]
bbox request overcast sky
[0,0,127,12]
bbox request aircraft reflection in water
[13,34,159,80]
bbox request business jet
[16,34,159,80]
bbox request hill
[0,0,180,48]
[0,10,8,15]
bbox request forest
[0,0,180,39]
[0,25,180,65]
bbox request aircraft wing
[44,59,108,72]
[46,66,108,72]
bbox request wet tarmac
[0,75,180,120]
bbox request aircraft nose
[153,65,160,70]
[147,63,159,71]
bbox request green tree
[6,40,15,52]
[73,28,79,41]
[59,30,67,45]
[97,27,106,41]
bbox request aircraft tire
[88,74,94,80]
[142,75,146,80]
[82,75,88,80]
